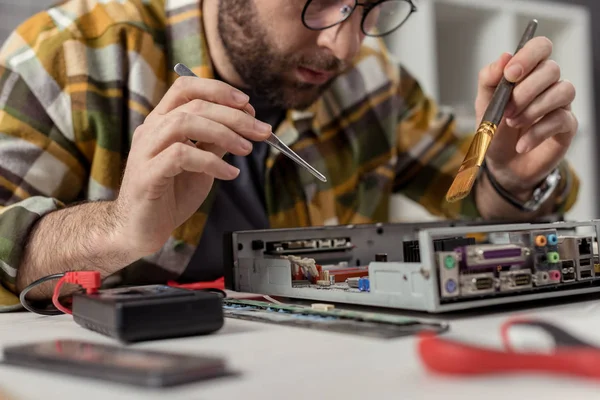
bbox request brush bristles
[445,166,480,203]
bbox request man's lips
[296,66,335,85]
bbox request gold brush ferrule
[456,121,497,173]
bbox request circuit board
[222,299,449,339]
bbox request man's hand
[17,77,271,298]
[114,77,271,257]
[475,36,577,202]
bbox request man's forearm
[475,172,556,221]
[16,201,135,299]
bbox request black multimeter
[71,285,224,343]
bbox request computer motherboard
[224,220,600,313]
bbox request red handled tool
[418,318,600,380]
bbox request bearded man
[0,0,579,307]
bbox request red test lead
[53,271,102,315]
[417,319,600,380]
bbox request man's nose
[315,12,364,63]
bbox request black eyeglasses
[302,0,417,37]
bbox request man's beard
[217,0,343,110]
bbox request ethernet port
[579,238,592,256]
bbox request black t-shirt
[179,91,285,282]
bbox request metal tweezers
[173,63,327,183]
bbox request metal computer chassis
[224,220,600,313]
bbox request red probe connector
[53,271,102,315]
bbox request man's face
[218,0,366,110]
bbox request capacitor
[375,253,388,262]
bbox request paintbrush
[445,19,539,203]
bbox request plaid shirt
[0,0,579,310]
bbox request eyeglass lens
[303,0,414,36]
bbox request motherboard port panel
[226,220,600,313]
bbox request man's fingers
[476,53,513,114]
[148,76,252,117]
[149,142,240,182]
[506,80,575,130]
[196,142,228,159]
[505,60,561,119]
[515,108,577,154]
[172,99,271,139]
[145,112,255,157]
[504,36,553,83]
[479,53,512,89]
[245,102,256,117]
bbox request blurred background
[0,0,597,222]
[0,0,55,42]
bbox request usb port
[580,258,592,267]
[580,270,593,279]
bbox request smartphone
[2,339,235,388]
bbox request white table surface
[2,294,600,400]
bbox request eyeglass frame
[301,0,418,37]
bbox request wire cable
[19,273,66,316]
[52,275,72,315]
[20,271,101,316]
